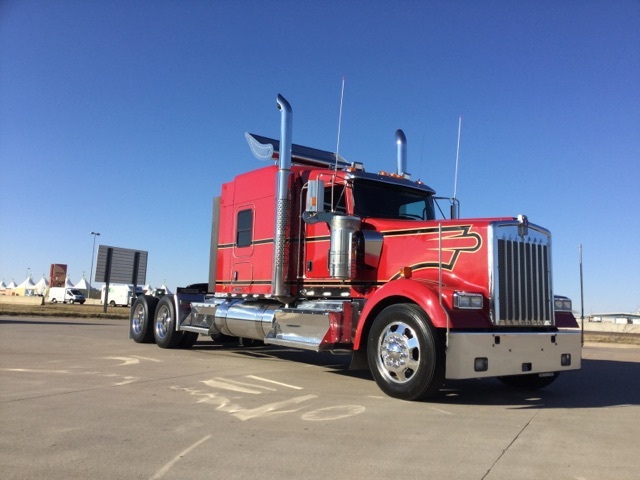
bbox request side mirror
[305,179,325,214]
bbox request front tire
[130,295,159,343]
[367,304,444,400]
[154,296,183,348]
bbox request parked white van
[101,284,144,307]
[48,287,86,305]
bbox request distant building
[589,313,640,325]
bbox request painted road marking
[3,368,71,374]
[175,375,365,422]
[301,405,366,421]
[148,434,212,480]
[1,367,139,386]
[245,375,304,390]
[201,378,265,394]
[104,356,164,366]
[233,394,318,421]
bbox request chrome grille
[493,224,553,326]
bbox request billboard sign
[49,263,67,288]
[95,246,148,285]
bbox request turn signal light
[399,266,412,279]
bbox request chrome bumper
[445,330,582,379]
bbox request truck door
[304,183,348,281]
[231,205,254,289]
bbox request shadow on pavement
[433,358,640,409]
[190,340,640,409]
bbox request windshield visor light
[554,296,573,312]
[453,292,483,310]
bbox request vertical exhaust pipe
[395,129,407,176]
[272,94,293,302]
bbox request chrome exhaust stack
[395,129,407,176]
[272,94,293,302]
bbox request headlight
[453,292,483,310]
[554,296,573,312]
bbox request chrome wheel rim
[376,321,420,384]
[132,304,145,335]
[155,305,170,339]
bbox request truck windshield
[352,179,435,220]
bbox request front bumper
[445,330,581,379]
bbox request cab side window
[236,209,253,247]
[324,185,347,214]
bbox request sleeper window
[236,209,253,247]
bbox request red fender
[353,278,448,350]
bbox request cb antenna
[451,115,462,219]
[453,115,462,199]
[330,77,346,212]
[335,76,345,172]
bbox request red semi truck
[130,94,581,400]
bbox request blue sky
[1,0,638,313]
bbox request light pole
[89,232,101,296]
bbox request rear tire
[130,295,159,343]
[154,296,183,348]
[498,372,559,390]
[367,303,444,400]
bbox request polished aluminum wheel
[155,304,171,340]
[375,321,421,384]
[131,303,145,336]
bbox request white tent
[7,280,17,289]
[0,280,6,289]
[34,276,49,296]
[142,284,153,293]
[75,275,89,291]
[15,275,37,296]
[160,283,172,295]
[65,276,75,288]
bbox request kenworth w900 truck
[130,94,580,400]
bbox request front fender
[353,278,448,349]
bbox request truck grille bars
[493,223,553,326]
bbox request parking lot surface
[1,316,639,479]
